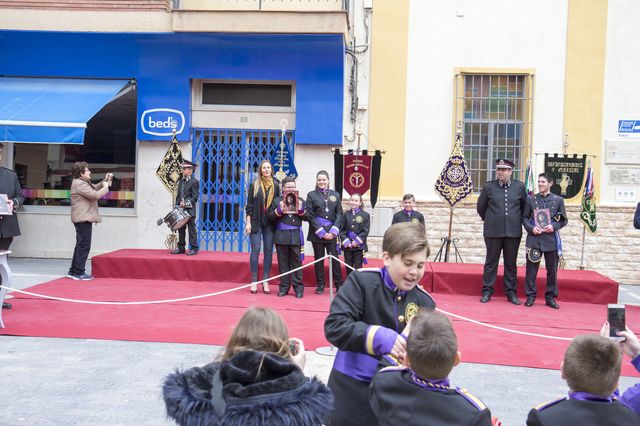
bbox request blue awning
[0,77,130,144]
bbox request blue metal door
[192,128,295,252]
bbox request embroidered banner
[434,134,473,207]
[156,133,184,194]
[343,154,372,197]
[580,164,598,233]
[270,133,298,181]
[544,153,587,199]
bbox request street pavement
[1,258,638,425]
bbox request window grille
[455,73,533,192]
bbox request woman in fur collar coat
[163,307,333,426]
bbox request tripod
[433,209,464,263]
[433,236,463,262]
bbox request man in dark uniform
[527,334,640,425]
[477,158,527,305]
[370,311,492,426]
[172,160,199,256]
[391,193,425,225]
[268,177,309,298]
[522,173,567,309]
[0,143,23,310]
[306,170,343,293]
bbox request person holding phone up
[601,321,640,415]
[522,173,567,309]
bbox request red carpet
[2,274,638,376]
[431,263,618,304]
[92,249,435,289]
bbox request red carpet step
[92,249,618,304]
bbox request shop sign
[140,108,185,136]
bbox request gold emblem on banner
[405,303,419,323]
[349,171,365,188]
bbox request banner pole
[444,209,453,262]
[579,225,586,270]
[316,255,337,356]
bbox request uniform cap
[181,160,196,169]
[495,158,514,169]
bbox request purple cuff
[632,355,640,372]
[297,207,305,215]
[276,206,284,216]
[315,227,327,238]
[355,236,363,245]
[620,384,640,415]
[365,325,399,356]
[330,226,340,235]
[342,238,351,248]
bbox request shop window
[201,82,293,107]
[14,87,136,209]
[454,72,533,192]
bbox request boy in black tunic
[370,310,492,426]
[324,223,436,426]
[391,193,425,225]
[268,177,309,298]
[527,334,640,426]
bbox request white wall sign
[606,139,640,164]
[609,166,640,185]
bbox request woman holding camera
[245,159,280,294]
[67,162,112,281]
[163,307,333,425]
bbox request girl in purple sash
[340,193,370,277]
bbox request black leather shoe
[295,292,303,299]
[171,248,185,255]
[480,294,491,303]
[187,249,198,256]
[315,285,324,294]
[507,294,521,305]
[278,291,288,297]
[525,297,535,307]
[546,298,559,309]
[2,302,11,309]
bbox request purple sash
[276,222,304,261]
[315,217,340,254]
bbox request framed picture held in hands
[533,208,550,229]
[282,189,299,214]
[0,194,12,216]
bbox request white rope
[0,255,330,305]
[1,252,574,341]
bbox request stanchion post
[315,254,337,356]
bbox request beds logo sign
[141,109,186,136]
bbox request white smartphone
[608,304,626,341]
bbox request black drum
[163,207,191,231]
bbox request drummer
[172,160,200,256]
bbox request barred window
[456,73,532,192]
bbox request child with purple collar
[324,223,435,426]
[527,334,640,425]
[340,193,370,277]
[391,193,425,226]
[370,310,492,426]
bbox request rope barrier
[0,255,329,305]
[1,253,574,341]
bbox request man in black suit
[522,173,568,309]
[172,160,199,256]
[477,158,527,305]
[0,143,24,309]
